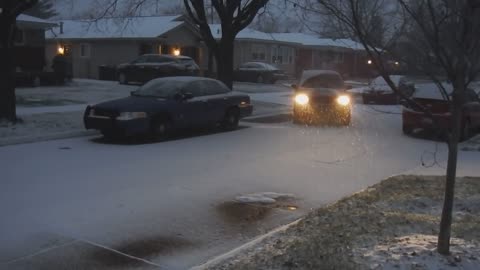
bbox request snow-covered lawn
[0,111,92,146]
[197,175,480,270]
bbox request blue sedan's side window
[184,81,207,97]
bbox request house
[45,15,368,80]
[45,15,203,79]
[209,24,297,75]
[270,33,369,78]
[15,14,57,76]
[208,28,368,78]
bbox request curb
[190,219,301,270]
[0,130,97,147]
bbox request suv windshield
[302,74,344,89]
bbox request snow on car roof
[413,82,453,100]
[46,16,183,39]
[242,62,278,70]
[299,70,341,86]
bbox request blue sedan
[84,77,253,139]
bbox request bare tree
[24,0,58,19]
[183,0,269,88]
[0,0,39,122]
[292,0,480,255]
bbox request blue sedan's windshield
[134,79,186,98]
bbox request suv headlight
[336,95,351,106]
[294,94,309,105]
[117,112,147,120]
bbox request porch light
[395,61,400,65]
[57,45,65,55]
[173,48,181,56]
[367,59,372,65]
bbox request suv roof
[300,70,341,86]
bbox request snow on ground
[197,176,480,270]
[357,234,480,270]
[2,79,479,269]
[0,102,459,269]
[1,80,290,146]
[0,112,91,146]
[234,192,295,204]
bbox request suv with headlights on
[292,70,352,125]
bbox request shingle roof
[270,33,364,50]
[46,15,183,39]
[209,25,364,50]
[17,14,57,28]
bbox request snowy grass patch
[199,175,480,270]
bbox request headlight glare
[336,95,351,106]
[295,94,309,105]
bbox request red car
[402,86,480,140]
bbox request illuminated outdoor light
[286,206,298,211]
[57,46,65,55]
[173,48,181,56]
[336,95,351,106]
[294,93,309,105]
[395,61,400,65]
[367,59,373,65]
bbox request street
[0,100,453,269]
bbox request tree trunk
[215,37,235,89]
[437,80,465,255]
[0,17,17,122]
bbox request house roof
[17,14,57,29]
[270,33,364,50]
[46,15,184,39]
[209,24,280,43]
[209,25,364,50]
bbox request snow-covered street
[2,100,476,269]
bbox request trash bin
[98,65,117,81]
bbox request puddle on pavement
[91,235,193,267]
[217,201,272,223]
[217,195,299,223]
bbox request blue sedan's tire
[151,118,172,141]
[256,75,264,84]
[222,108,240,130]
[118,72,128,85]
[101,130,122,141]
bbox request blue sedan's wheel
[151,118,171,140]
[256,75,264,84]
[222,108,239,130]
[118,73,128,85]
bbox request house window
[80,43,91,58]
[14,29,24,45]
[272,46,293,64]
[251,44,266,60]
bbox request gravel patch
[197,175,480,270]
